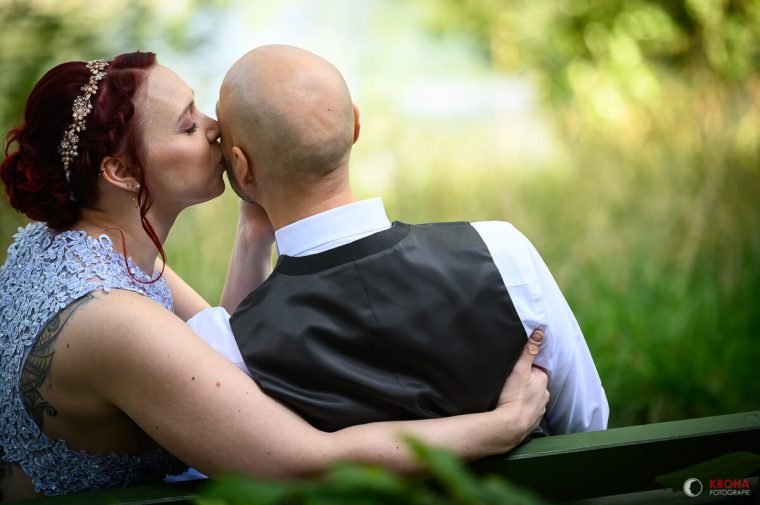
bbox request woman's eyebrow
[176,90,196,124]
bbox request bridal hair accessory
[58,59,109,197]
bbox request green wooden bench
[473,410,760,503]
[8,410,760,504]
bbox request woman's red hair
[1,51,166,282]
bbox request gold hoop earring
[132,193,139,209]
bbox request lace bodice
[0,223,187,495]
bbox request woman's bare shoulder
[51,288,201,388]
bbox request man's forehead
[215,99,226,121]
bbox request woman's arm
[70,290,546,477]
[220,201,275,313]
[157,201,273,320]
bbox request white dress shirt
[188,197,609,434]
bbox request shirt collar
[275,197,392,257]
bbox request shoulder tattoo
[20,292,97,429]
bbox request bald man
[205,45,608,433]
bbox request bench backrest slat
[472,411,760,501]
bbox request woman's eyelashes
[185,122,199,135]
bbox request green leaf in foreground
[196,475,292,505]
[197,437,548,505]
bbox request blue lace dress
[0,223,187,495]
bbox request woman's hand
[220,201,275,313]
[156,202,274,320]
[493,329,550,443]
[237,201,275,247]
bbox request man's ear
[99,156,140,192]
[352,102,361,145]
[231,145,255,186]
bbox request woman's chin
[209,172,227,198]
[214,181,226,199]
[208,180,226,201]
[185,181,226,209]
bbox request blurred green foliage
[197,437,547,505]
[413,0,760,424]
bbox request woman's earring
[131,183,141,209]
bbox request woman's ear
[100,156,140,192]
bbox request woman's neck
[74,206,175,276]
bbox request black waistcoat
[230,221,526,431]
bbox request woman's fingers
[526,328,544,356]
[513,328,544,375]
[498,328,546,405]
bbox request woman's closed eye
[185,122,199,135]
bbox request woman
[0,52,549,500]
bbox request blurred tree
[418,1,759,91]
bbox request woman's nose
[206,116,221,143]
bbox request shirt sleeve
[472,221,609,433]
[186,306,251,377]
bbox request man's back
[214,46,607,436]
[232,221,530,431]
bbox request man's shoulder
[466,219,524,238]
[410,220,524,240]
[408,220,535,265]
[413,219,526,239]
[468,221,538,287]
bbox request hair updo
[1,51,157,230]
[1,52,168,281]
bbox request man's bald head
[219,45,356,188]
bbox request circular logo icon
[683,478,703,497]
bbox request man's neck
[266,187,358,231]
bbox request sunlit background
[1,0,758,428]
